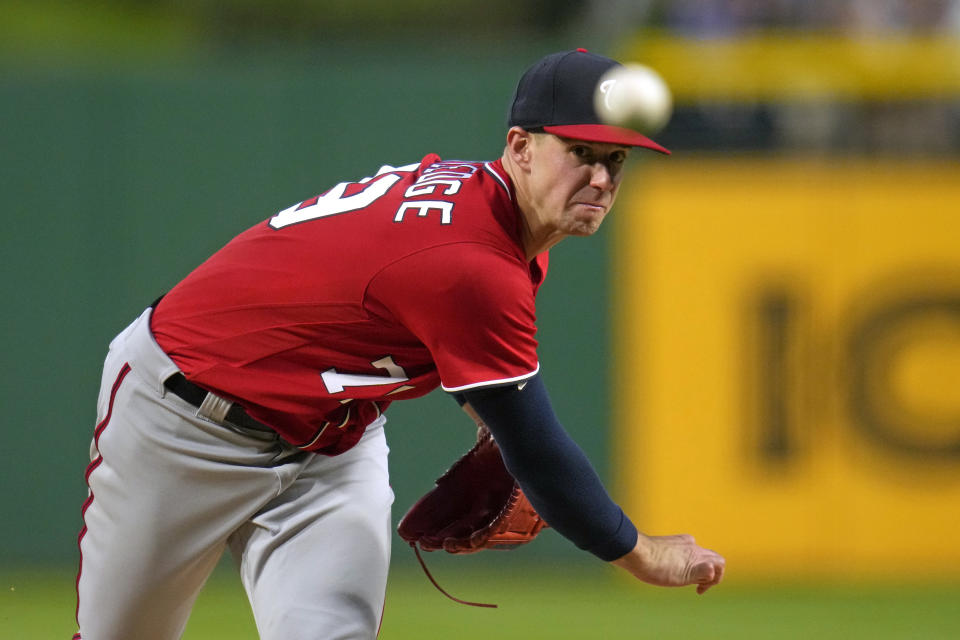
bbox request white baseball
[594,64,673,135]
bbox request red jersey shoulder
[366,242,542,392]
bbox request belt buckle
[197,392,233,424]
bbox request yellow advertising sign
[613,158,960,579]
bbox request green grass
[3,564,958,639]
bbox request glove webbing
[409,543,497,608]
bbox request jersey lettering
[403,162,479,198]
[405,179,462,197]
[394,201,454,225]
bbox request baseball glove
[397,426,548,554]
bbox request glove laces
[409,543,498,608]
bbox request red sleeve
[366,243,540,391]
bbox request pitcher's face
[526,133,630,236]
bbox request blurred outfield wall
[613,34,960,581]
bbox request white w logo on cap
[598,79,618,111]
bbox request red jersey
[151,155,548,454]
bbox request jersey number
[268,163,420,229]
[321,356,410,394]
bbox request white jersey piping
[440,363,540,393]
[483,161,513,201]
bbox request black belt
[163,373,273,433]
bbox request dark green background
[1,45,616,566]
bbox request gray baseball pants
[76,309,393,639]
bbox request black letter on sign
[849,295,960,458]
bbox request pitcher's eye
[571,145,592,160]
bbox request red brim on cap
[543,124,671,155]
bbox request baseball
[594,63,673,135]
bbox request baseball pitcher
[74,49,724,640]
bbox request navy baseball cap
[508,49,670,155]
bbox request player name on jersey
[394,161,482,224]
